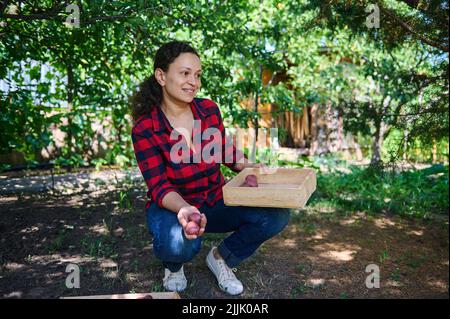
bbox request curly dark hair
[129,41,200,120]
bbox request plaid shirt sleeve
[132,129,178,208]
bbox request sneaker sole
[163,284,187,293]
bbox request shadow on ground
[0,185,448,299]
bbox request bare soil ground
[0,171,448,299]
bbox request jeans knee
[147,204,202,264]
[153,233,201,264]
[260,208,291,237]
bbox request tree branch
[1,5,157,26]
[379,5,449,52]
[0,1,70,21]
[384,108,449,118]
[83,12,137,24]
[0,12,61,20]
[1,0,10,14]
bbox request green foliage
[53,153,87,169]
[313,163,449,219]
[118,189,133,212]
[383,129,449,163]
[0,90,53,161]
[0,0,448,169]
[220,164,238,181]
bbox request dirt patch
[0,189,448,299]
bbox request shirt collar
[152,99,207,133]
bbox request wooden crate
[60,292,180,299]
[223,167,316,209]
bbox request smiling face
[155,52,202,105]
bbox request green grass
[43,228,73,253]
[389,268,402,282]
[311,163,449,219]
[400,251,430,269]
[296,263,307,273]
[379,250,389,264]
[80,235,118,259]
[290,282,309,298]
[202,232,226,248]
[223,154,448,220]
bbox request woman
[131,41,290,295]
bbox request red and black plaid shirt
[132,98,245,210]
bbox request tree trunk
[403,128,408,161]
[326,102,342,153]
[432,139,437,163]
[370,121,383,166]
[370,117,385,166]
[66,64,74,158]
[370,97,391,167]
[251,65,263,161]
[309,103,318,156]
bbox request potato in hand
[185,221,200,236]
[189,212,201,225]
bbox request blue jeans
[146,199,291,272]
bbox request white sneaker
[206,247,244,295]
[163,266,187,292]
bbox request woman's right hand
[177,205,207,240]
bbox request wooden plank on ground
[61,292,180,299]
